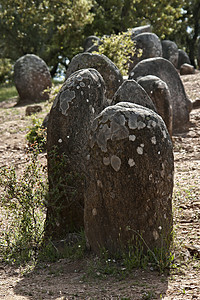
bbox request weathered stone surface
[178,49,191,69]
[65,53,123,101]
[180,63,195,75]
[14,54,52,105]
[131,25,152,38]
[83,35,100,51]
[162,40,178,68]
[25,105,42,116]
[111,79,156,112]
[46,68,106,239]
[129,57,192,133]
[198,40,200,68]
[85,102,174,255]
[129,32,162,71]
[137,75,173,137]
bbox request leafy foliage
[96,30,138,75]
[0,150,47,263]
[0,0,94,75]
[26,117,47,151]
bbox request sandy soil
[0,72,199,300]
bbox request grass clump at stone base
[0,148,176,276]
[26,116,47,151]
[0,83,18,102]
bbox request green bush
[0,150,47,263]
[26,117,47,151]
[95,29,140,75]
[0,58,13,83]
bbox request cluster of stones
[46,51,175,257]
[13,25,195,256]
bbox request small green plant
[95,29,141,75]
[0,150,47,264]
[26,116,47,151]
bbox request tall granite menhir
[85,102,174,255]
[46,68,106,240]
[129,57,192,133]
[14,54,52,105]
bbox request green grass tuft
[0,83,18,102]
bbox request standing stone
[198,39,200,69]
[85,102,174,255]
[129,57,192,133]
[131,25,152,38]
[14,54,52,105]
[137,75,173,137]
[129,32,162,71]
[65,53,123,101]
[112,79,157,112]
[83,35,100,51]
[177,49,191,69]
[162,40,179,68]
[46,68,106,240]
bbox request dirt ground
[0,72,199,300]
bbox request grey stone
[46,68,106,239]
[83,35,100,51]
[14,54,52,105]
[162,40,178,68]
[85,102,174,255]
[137,75,173,137]
[112,79,157,112]
[129,32,162,71]
[178,49,191,69]
[180,63,195,75]
[25,105,42,116]
[129,57,192,133]
[198,39,200,69]
[66,53,123,101]
[131,25,152,38]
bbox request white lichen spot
[92,107,95,114]
[137,121,146,130]
[88,85,90,88]
[109,74,115,81]
[77,86,80,89]
[97,180,103,188]
[162,130,167,138]
[67,135,70,139]
[86,154,90,160]
[149,174,153,180]
[158,226,162,231]
[58,138,62,143]
[103,157,110,166]
[164,213,166,219]
[92,208,97,216]
[151,136,156,144]
[111,155,121,172]
[153,230,159,240]
[140,143,144,148]
[86,99,89,103]
[81,91,84,95]
[158,151,161,155]
[128,158,135,167]
[129,135,136,142]
[80,82,86,87]
[137,147,143,155]
[152,121,157,127]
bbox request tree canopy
[0,0,93,75]
[0,0,199,82]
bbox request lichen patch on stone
[59,89,76,115]
[128,158,135,167]
[129,135,136,142]
[137,147,143,155]
[110,155,121,172]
